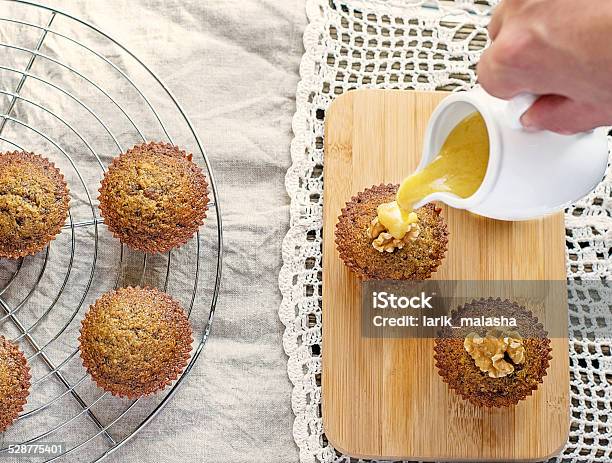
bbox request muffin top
[335,184,448,280]
[99,142,208,253]
[0,151,70,259]
[434,298,552,407]
[0,336,31,432]
[79,287,193,398]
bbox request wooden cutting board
[322,89,569,461]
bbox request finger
[477,46,527,100]
[521,95,610,134]
[487,1,506,40]
[478,25,553,100]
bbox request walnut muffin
[79,287,193,398]
[99,142,209,253]
[335,184,448,280]
[0,336,31,432]
[0,151,70,259]
[434,298,552,407]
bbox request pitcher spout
[413,192,471,210]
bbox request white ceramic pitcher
[413,86,609,220]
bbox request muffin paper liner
[434,298,552,408]
[79,286,194,399]
[98,142,209,254]
[0,151,70,259]
[335,183,448,280]
[0,336,31,432]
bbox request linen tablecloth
[0,1,305,462]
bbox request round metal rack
[0,1,222,461]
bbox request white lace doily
[279,1,612,462]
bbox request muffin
[99,142,209,253]
[0,336,31,432]
[434,298,552,407]
[335,184,448,280]
[79,287,193,398]
[0,151,70,259]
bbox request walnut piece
[367,216,420,253]
[367,216,386,239]
[464,329,525,378]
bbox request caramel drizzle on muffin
[335,184,448,280]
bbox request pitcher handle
[505,93,538,130]
[506,93,595,135]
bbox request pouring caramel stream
[376,112,490,240]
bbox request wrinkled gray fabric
[0,1,304,462]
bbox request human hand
[477,0,612,134]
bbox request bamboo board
[322,89,569,461]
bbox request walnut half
[464,329,526,378]
[367,216,420,253]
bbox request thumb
[520,95,609,134]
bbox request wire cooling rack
[0,1,222,461]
